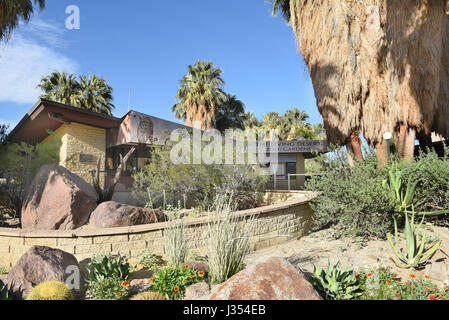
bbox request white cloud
[0,19,78,104]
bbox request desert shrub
[139,253,165,274]
[132,146,267,211]
[164,205,188,267]
[0,131,61,220]
[206,192,255,284]
[130,291,166,300]
[151,265,203,300]
[85,253,133,300]
[305,150,397,240]
[400,146,449,217]
[85,276,131,300]
[27,281,74,300]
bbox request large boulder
[22,164,98,230]
[5,246,82,300]
[209,257,322,300]
[89,201,166,228]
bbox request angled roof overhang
[7,99,121,145]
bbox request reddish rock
[22,164,98,230]
[209,257,322,300]
[184,282,211,300]
[89,201,166,228]
[5,246,82,300]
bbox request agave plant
[387,210,440,269]
[311,261,361,300]
[387,163,449,216]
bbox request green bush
[132,145,267,211]
[305,150,397,239]
[401,146,449,216]
[85,253,133,300]
[151,265,203,300]
[85,276,131,300]
[358,266,449,300]
[27,281,74,300]
[0,279,8,300]
[139,253,165,274]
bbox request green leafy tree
[172,60,227,130]
[241,112,261,129]
[215,94,245,132]
[0,131,61,221]
[0,0,45,41]
[37,72,115,115]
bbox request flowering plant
[152,264,204,300]
[85,276,131,300]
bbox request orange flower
[393,274,398,279]
[174,286,180,292]
[428,294,438,300]
[198,271,205,278]
[149,278,155,284]
[121,281,130,288]
[185,264,190,269]
[410,284,416,290]
[424,274,430,279]
[366,272,374,278]
[396,294,401,300]
[116,292,122,297]
[425,288,431,292]
[439,297,449,301]
[409,273,417,279]
[189,275,194,279]
[386,280,392,285]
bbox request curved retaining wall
[0,192,316,269]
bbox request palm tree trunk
[346,132,364,167]
[397,125,416,161]
[375,141,389,167]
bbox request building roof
[7,99,121,145]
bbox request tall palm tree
[37,72,80,106]
[215,94,245,131]
[78,74,115,115]
[241,112,260,129]
[37,72,115,116]
[0,0,45,41]
[271,0,449,161]
[172,60,227,130]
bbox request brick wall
[43,123,106,186]
[0,196,315,270]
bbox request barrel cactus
[130,291,166,300]
[27,281,74,300]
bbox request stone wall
[43,123,106,186]
[0,195,315,270]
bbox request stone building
[7,99,329,204]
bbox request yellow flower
[198,271,205,278]
[174,286,180,292]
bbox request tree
[0,131,61,222]
[0,0,45,41]
[0,123,9,144]
[78,74,115,115]
[241,112,261,129]
[36,72,81,106]
[270,1,449,162]
[37,72,115,115]
[215,94,245,132]
[172,61,227,130]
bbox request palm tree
[270,0,449,161]
[241,112,260,129]
[172,60,227,130]
[37,72,115,116]
[37,72,81,106]
[0,0,45,41]
[78,74,115,115]
[215,94,245,131]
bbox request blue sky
[0,0,321,128]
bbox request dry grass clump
[164,205,187,267]
[206,192,257,284]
